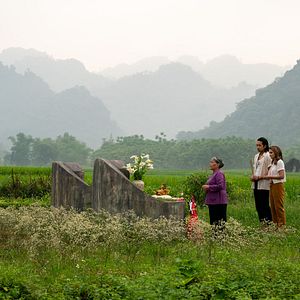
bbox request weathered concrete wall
[51,159,185,219]
[52,162,91,210]
[92,159,185,219]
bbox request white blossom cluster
[126,154,154,180]
[0,207,185,256]
[0,207,292,259]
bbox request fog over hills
[0,48,111,93]
[99,63,256,138]
[0,48,287,90]
[100,54,287,88]
[0,63,122,148]
[0,47,288,141]
[177,60,300,147]
[183,55,288,88]
[100,56,171,80]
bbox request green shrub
[63,275,128,300]
[0,276,32,299]
[183,172,209,205]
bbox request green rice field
[0,166,300,299]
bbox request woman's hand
[250,175,258,181]
[202,185,209,191]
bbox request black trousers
[253,183,272,222]
[208,204,227,225]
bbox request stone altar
[52,158,185,219]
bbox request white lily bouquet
[126,154,154,180]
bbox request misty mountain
[0,47,111,93]
[0,63,122,148]
[177,60,300,147]
[1,48,287,92]
[0,48,257,139]
[193,55,288,88]
[101,56,171,79]
[98,63,256,138]
[0,47,286,140]
[100,54,287,88]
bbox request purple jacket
[205,170,228,205]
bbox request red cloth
[187,196,199,238]
[189,195,198,219]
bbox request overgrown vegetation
[0,167,51,201]
[0,206,299,299]
[0,167,300,299]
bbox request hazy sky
[1,0,300,71]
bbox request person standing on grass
[251,137,272,223]
[260,146,286,227]
[202,157,228,225]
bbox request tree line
[93,134,255,169]
[2,133,91,166]
[2,133,298,169]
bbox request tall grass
[0,206,299,299]
[0,167,300,298]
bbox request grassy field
[0,166,300,299]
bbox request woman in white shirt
[260,146,286,227]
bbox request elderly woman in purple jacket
[202,157,228,225]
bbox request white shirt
[255,158,263,177]
[252,152,271,190]
[268,159,286,184]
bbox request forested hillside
[99,63,256,138]
[177,60,300,147]
[0,48,257,139]
[0,63,122,148]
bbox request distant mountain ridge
[0,48,288,90]
[0,47,111,93]
[177,60,300,147]
[0,48,259,139]
[0,47,288,140]
[100,56,171,79]
[98,63,256,138]
[184,55,288,88]
[0,63,122,148]
[100,54,288,88]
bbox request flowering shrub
[0,206,287,259]
[126,154,154,180]
[0,207,185,256]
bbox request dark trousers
[254,183,272,222]
[208,204,227,225]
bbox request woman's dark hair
[257,137,269,152]
[211,157,224,169]
[270,145,283,165]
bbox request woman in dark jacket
[202,157,228,225]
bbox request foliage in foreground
[0,207,299,299]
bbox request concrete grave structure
[52,159,185,219]
[52,162,92,210]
